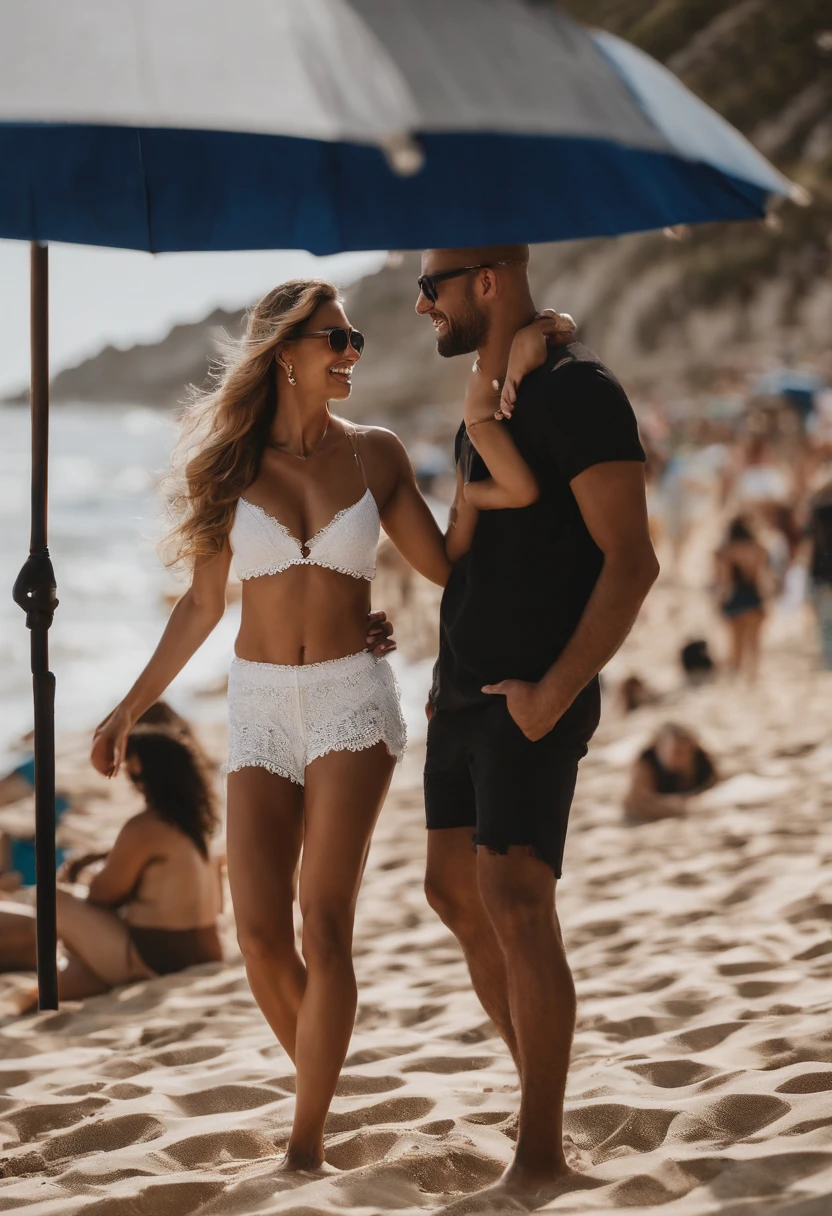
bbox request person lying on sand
[0,725,223,1010]
[625,723,718,822]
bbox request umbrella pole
[12,242,59,1010]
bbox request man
[417,245,658,1206]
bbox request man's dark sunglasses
[417,260,527,306]
[292,326,365,354]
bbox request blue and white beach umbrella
[0,0,798,253]
[0,0,799,1010]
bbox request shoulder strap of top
[347,426,368,490]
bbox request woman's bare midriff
[234,564,372,666]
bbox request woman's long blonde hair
[163,278,340,568]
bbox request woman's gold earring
[287,364,297,386]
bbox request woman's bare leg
[727,617,743,674]
[55,887,154,986]
[286,743,395,1169]
[0,903,37,971]
[58,951,111,999]
[744,611,765,683]
[226,768,305,1062]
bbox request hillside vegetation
[19,0,832,414]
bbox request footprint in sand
[2,1096,109,1142]
[461,1111,513,1128]
[794,940,832,961]
[137,1020,206,1049]
[146,1043,226,1068]
[343,1046,413,1066]
[626,1059,718,1088]
[420,1119,457,1136]
[70,1178,226,1216]
[709,1150,832,1201]
[687,1093,791,1140]
[101,1083,152,1101]
[325,1095,435,1134]
[717,959,775,976]
[54,1082,107,1097]
[0,1070,31,1090]
[785,1116,832,1136]
[162,1128,276,1168]
[97,1059,154,1081]
[41,1113,166,1161]
[775,1071,832,1094]
[607,1170,695,1207]
[336,1146,505,1204]
[565,1103,675,1155]
[324,1128,400,1168]
[403,1056,494,1074]
[334,1074,405,1096]
[736,980,785,998]
[592,1014,674,1041]
[667,1021,746,1052]
[171,1084,284,1117]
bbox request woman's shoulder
[347,424,409,467]
[123,808,177,844]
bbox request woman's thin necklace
[269,418,330,461]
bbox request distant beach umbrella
[752,370,827,421]
[753,370,826,396]
[0,0,799,1009]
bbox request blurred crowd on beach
[1,357,831,1002]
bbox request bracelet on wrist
[466,414,501,432]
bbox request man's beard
[436,294,488,358]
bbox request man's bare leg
[478,847,576,1192]
[425,828,519,1068]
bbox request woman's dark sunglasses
[417,260,527,306]
[293,326,365,354]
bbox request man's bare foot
[439,1164,602,1214]
[277,1148,335,1175]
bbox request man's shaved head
[421,245,529,273]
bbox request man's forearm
[539,552,658,713]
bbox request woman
[715,516,770,683]
[0,725,222,1003]
[90,279,568,1171]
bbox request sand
[1,569,832,1215]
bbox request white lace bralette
[229,487,379,581]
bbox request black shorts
[424,692,597,878]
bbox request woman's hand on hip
[366,610,396,656]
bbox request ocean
[0,403,432,772]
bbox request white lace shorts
[224,650,406,786]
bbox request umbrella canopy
[0,0,797,253]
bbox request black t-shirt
[431,342,646,736]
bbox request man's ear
[478,268,499,299]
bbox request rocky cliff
[9,0,830,416]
